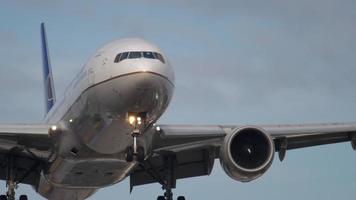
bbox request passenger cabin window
[114,51,165,63]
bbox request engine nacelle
[220,126,275,182]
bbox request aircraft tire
[125,146,134,162]
[157,196,165,200]
[19,195,28,200]
[137,146,145,162]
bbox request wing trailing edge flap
[0,124,55,160]
[130,123,356,190]
[130,125,230,191]
[0,123,55,187]
[130,147,216,192]
[267,123,356,161]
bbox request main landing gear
[140,155,186,200]
[0,156,28,200]
[157,155,185,200]
[125,114,145,163]
[125,131,145,162]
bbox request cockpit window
[119,52,129,61]
[154,52,165,63]
[128,51,142,59]
[114,53,122,63]
[143,51,155,59]
[114,52,128,63]
[114,51,165,63]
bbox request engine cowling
[220,126,275,182]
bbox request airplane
[0,23,355,200]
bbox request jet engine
[220,126,275,182]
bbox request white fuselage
[36,38,175,200]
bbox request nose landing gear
[125,144,145,162]
[125,114,146,163]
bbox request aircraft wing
[0,124,54,186]
[130,122,356,189]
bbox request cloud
[156,0,356,125]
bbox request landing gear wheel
[137,146,145,162]
[0,195,6,200]
[125,146,134,162]
[19,195,28,200]
[177,196,185,200]
[157,196,165,200]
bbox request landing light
[156,126,161,132]
[51,125,57,131]
[129,116,136,125]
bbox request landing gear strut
[159,155,185,200]
[2,155,29,200]
[125,114,145,163]
[6,155,16,200]
[140,155,186,200]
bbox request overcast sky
[1,1,356,200]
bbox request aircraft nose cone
[125,59,175,85]
[91,72,174,114]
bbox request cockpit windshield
[143,52,155,59]
[114,51,165,63]
[128,51,142,59]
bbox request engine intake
[220,126,274,182]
